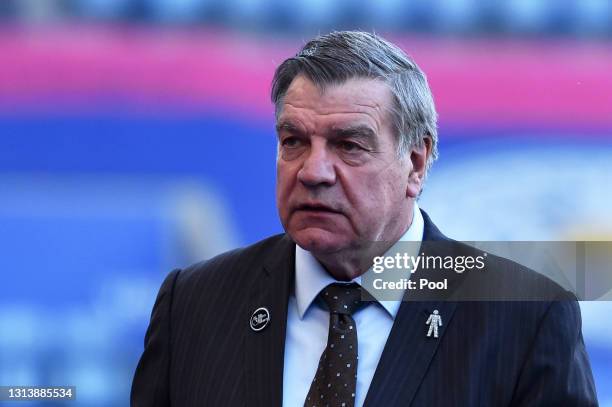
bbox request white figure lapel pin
[426,309,442,338]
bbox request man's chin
[289,228,351,255]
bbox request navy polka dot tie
[304,283,365,407]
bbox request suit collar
[420,208,449,242]
[263,233,295,277]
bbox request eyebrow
[330,125,377,141]
[275,120,302,134]
[275,121,378,146]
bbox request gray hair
[271,30,439,171]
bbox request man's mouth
[295,203,342,214]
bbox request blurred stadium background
[0,0,611,406]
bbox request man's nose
[297,144,337,187]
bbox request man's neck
[313,209,415,281]
[312,241,395,281]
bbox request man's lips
[293,203,343,214]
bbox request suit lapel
[244,235,295,407]
[364,210,460,407]
[363,300,458,406]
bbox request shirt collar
[294,202,424,319]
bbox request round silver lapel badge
[250,307,270,332]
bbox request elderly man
[131,31,597,407]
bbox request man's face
[276,75,416,256]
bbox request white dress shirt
[282,203,424,407]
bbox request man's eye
[338,141,362,153]
[282,137,303,148]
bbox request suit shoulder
[489,249,570,299]
[451,240,573,301]
[174,233,290,288]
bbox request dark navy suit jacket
[131,211,598,406]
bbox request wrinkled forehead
[277,75,396,131]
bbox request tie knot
[320,283,364,315]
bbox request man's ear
[406,136,432,199]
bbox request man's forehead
[279,75,394,129]
[284,75,392,106]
